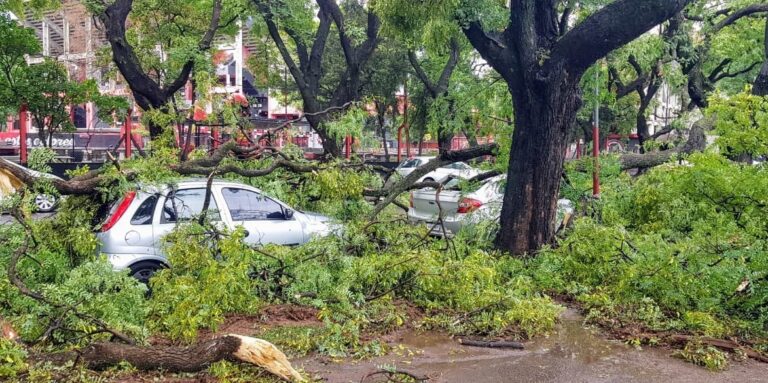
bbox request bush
[539,152,768,340]
[148,224,262,342]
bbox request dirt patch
[259,304,321,326]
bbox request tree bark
[619,117,708,170]
[495,67,581,254]
[35,335,303,381]
[753,14,768,97]
[462,0,691,255]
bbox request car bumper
[407,213,465,237]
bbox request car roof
[137,179,264,194]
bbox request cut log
[41,335,304,382]
[458,338,524,349]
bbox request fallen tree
[4,208,304,381]
[367,143,498,217]
[35,335,305,381]
[618,117,710,171]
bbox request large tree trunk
[462,0,690,255]
[495,72,581,254]
[305,114,341,157]
[437,129,454,153]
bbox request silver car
[395,157,481,183]
[97,179,336,282]
[408,175,573,236]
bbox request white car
[395,157,481,183]
[408,175,573,237]
[97,179,338,283]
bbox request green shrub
[148,224,261,342]
[0,338,27,378]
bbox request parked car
[97,179,338,283]
[395,157,481,183]
[408,175,573,237]
[0,160,61,212]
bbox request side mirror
[283,208,294,220]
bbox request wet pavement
[298,309,768,383]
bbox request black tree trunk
[495,71,581,253]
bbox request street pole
[19,104,28,165]
[592,65,601,198]
[124,110,132,159]
[404,77,410,159]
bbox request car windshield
[399,159,421,168]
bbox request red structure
[123,110,132,159]
[19,104,28,164]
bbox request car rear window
[130,195,158,225]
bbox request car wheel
[423,177,435,182]
[129,261,166,285]
[34,194,57,212]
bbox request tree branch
[368,143,498,217]
[550,0,691,74]
[713,4,768,33]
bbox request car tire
[128,261,166,285]
[423,177,435,182]
[34,194,57,212]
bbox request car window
[222,187,285,221]
[161,188,220,223]
[401,159,420,168]
[130,195,158,225]
[444,178,461,189]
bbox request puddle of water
[298,309,768,383]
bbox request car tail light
[457,198,483,214]
[101,190,136,232]
[409,192,414,208]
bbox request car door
[219,187,304,246]
[152,187,223,254]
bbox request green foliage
[0,14,39,115]
[675,342,729,371]
[27,148,56,173]
[537,152,768,342]
[148,224,261,342]
[41,260,150,343]
[21,60,98,141]
[208,359,293,383]
[0,338,27,378]
[709,90,768,157]
[324,106,367,140]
